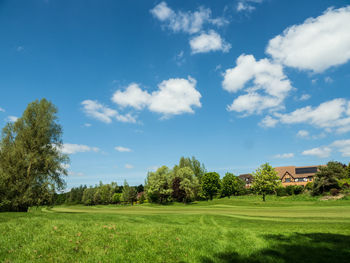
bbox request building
[239,165,321,188]
[238,174,254,188]
[275,166,320,186]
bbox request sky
[1,0,350,189]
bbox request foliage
[121,180,137,205]
[174,156,206,182]
[201,172,221,200]
[111,193,122,204]
[221,173,246,198]
[285,185,304,195]
[330,188,340,196]
[0,99,69,212]
[172,167,200,203]
[252,163,281,201]
[145,166,173,204]
[276,186,288,197]
[312,161,348,195]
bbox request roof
[275,165,321,179]
[238,174,254,183]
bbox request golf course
[1,196,350,263]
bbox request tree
[121,180,137,205]
[175,156,206,182]
[172,167,200,203]
[221,173,245,198]
[201,172,221,200]
[312,161,347,195]
[145,166,173,204]
[252,163,281,202]
[0,99,69,212]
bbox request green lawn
[1,195,350,263]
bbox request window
[285,178,291,182]
[295,167,317,174]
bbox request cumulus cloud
[0,107,5,112]
[222,54,293,115]
[274,98,350,133]
[115,146,132,152]
[112,77,201,117]
[274,153,294,159]
[259,115,278,128]
[81,100,136,124]
[62,143,100,154]
[150,2,227,34]
[190,30,231,54]
[299,94,311,101]
[266,6,350,72]
[237,0,263,12]
[331,139,350,157]
[297,130,309,138]
[302,146,332,158]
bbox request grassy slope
[1,195,350,263]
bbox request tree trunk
[262,193,266,202]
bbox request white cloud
[125,164,134,169]
[16,46,24,52]
[274,98,350,133]
[81,100,118,123]
[302,146,332,158]
[112,77,201,117]
[150,2,227,34]
[266,6,350,72]
[324,76,333,83]
[222,54,293,115]
[62,143,100,155]
[331,139,350,157]
[299,94,311,101]
[0,107,5,112]
[115,146,132,152]
[297,130,309,138]
[190,30,231,54]
[259,115,278,128]
[81,100,136,124]
[274,153,294,159]
[237,0,263,12]
[83,123,92,127]
[68,171,84,177]
[6,116,18,122]
[112,83,150,110]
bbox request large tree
[312,161,348,195]
[252,163,281,202]
[145,166,173,204]
[201,172,221,200]
[221,172,245,198]
[172,167,200,203]
[175,156,206,182]
[0,99,68,212]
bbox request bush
[304,182,313,191]
[276,187,288,197]
[285,185,304,195]
[111,193,122,204]
[330,188,340,196]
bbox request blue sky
[1,0,350,189]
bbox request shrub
[276,187,288,197]
[111,193,122,204]
[304,182,313,191]
[330,188,340,196]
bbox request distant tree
[201,172,221,200]
[0,99,69,212]
[172,167,200,203]
[82,188,96,205]
[145,166,173,204]
[252,163,281,202]
[175,156,206,182]
[137,184,144,193]
[312,161,347,195]
[121,180,137,205]
[111,193,122,204]
[221,173,245,198]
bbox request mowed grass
[1,196,350,263]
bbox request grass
[1,195,350,262]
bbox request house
[275,165,320,186]
[239,165,321,188]
[238,174,254,188]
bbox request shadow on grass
[201,233,350,263]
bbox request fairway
[1,196,350,263]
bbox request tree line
[1,99,350,211]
